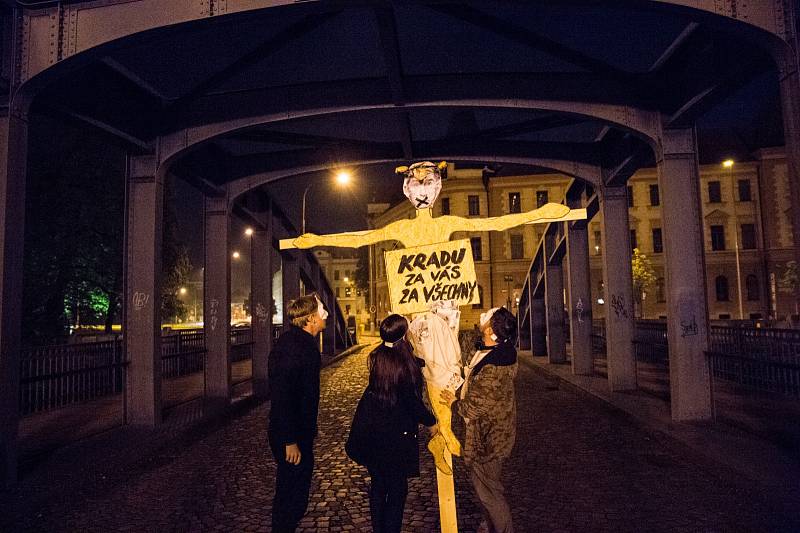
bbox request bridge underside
[0,0,798,485]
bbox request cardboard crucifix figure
[280,161,586,532]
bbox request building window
[345,270,350,279]
[656,278,665,303]
[473,285,484,309]
[536,190,549,208]
[715,275,729,301]
[738,179,752,202]
[510,234,524,259]
[652,228,663,253]
[649,184,660,206]
[508,192,521,214]
[468,195,480,216]
[710,225,726,251]
[708,181,721,203]
[345,287,352,297]
[441,197,450,215]
[741,224,756,250]
[335,287,340,297]
[470,237,482,261]
[334,270,340,280]
[627,186,634,207]
[345,304,351,315]
[630,229,637,250]
[746,274,760,301]
[593,230,602,254]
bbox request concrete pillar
[531,297,547,357]
[545,262,566,363]
[250,205,272,399]
[203,195,231,412]
[600,186,637,390]
[567,217,593,375]
[0,111,28,485]
[658,127,712,421]
[124,155,163,427]
[778,46,800,307]
[281,251,300,333]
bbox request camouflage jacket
[457,342,517,464]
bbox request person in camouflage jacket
[445,307,518,533]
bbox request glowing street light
[245,227,253,236]
[232,251,240,259]
[335,170,352,186]
[722,159,734,168]
[302,169,353,234]
[179,287,187,295]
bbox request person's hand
[285,443,301,465]
[292,233,318,249]
[440,389,456,405]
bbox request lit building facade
[314,248,369,334]
[369,151,795,329]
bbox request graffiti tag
[610,294,628,319]
[209,298,219,332]
[680,316,698,337]
[575,297,585,324]
[133,292,150,311]
[255,302,268,325]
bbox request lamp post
[503,275,514,308]
[724,159,744,320]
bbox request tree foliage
[23,116,124,343]
[631,248,656,317]
[354,247,370,294]
[160,177,193,322]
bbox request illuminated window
[508,192,521,213]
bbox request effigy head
[397,161,446,210]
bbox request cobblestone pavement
[3,344,799,532]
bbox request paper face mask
[402,162,442,210]
[315,295,329,320]
[479,307,501,329]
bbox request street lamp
[232,251,240,259]
[724,159,744,320]
[302,169,352,234]
[244,227,253,236]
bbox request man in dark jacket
[268,293,327,532]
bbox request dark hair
[368,314,422,407]
[490,307,517,344]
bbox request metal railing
[591,320,800,398]
[162,330,205,378]
[19,325,275,416]
[19,340,128,415]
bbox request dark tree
[23,114,124,343]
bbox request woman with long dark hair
[346,314,437,533]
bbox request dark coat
[458,341,517,464]
[347,378,436,478]
[267,326,321,449]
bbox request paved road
[3,344,798,532]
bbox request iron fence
[591,320,800,398]
[20,326,268,415]
[19,339,128,415]
[161,329,205,378]
[707,351,800,398]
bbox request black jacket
[267,326,321,448]
[348,375,436,478]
